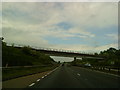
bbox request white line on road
[37,79,40,82]
[29,83,35,87]
[40,66,59,80]
[28,66,59,87]
[42,76,44,78]
[49,66,59,73]
[77,73,80,76]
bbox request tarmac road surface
[29,64,120,88]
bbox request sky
[2,0,119,2]
[2,2,118,54]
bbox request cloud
[61,2,118,28]
[3,2,118,28]
[2,26,49,47]
[2,12,95,40]
[50,56,74,62]
[106,33,118,40]
[48,43,118,53]
[2,0,119,2]
[2,2,118,53]
[68,28,95,38]
[95,43,118,52]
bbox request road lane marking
[42,76,44,78]
[40,66,59,80]
[77,73,80,76]
[49,66,59,74]
[37,79,40,82]
[28,66,60,87]
[29,83,35,87]
[53,67,58,71]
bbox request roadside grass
[2,41,60,81]
[2,65,58,81]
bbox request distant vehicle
[84,63,91,67]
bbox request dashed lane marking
[37,79,40,82]
[42,76,44,78]
[29,83,35,87]
[28,66,60,87]
[77,73,80,76]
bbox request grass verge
[2,65,58,81]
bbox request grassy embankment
[2,41,59,81]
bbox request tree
[0,37,4,40]
[22,46,31,55]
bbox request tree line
[71,47,120,68]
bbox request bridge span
[31,47,104,60]
[7,43,105,60]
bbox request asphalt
[2,71,51,88]
[28,63,120,88]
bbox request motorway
[29,64,120,88]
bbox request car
[84,63,91,67]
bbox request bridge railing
[6,42,95,55]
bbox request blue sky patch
[56,22,73,30]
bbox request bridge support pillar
[74,57,76,61]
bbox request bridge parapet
[6,43,103,59]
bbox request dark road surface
[29,64,120,88]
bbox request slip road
[29,63,120,88]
